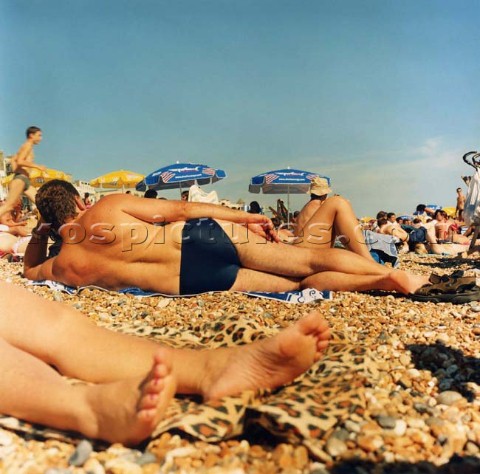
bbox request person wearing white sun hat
[292,177,374,260]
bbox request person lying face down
[0,280,331,445]
[24,180,439,296]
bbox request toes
[138,393,159,410]
[151,363,169,378]
[153,349,173,372]
[317,339,330,349]
[142,377,165,394]
[318,328,331,340]
[298,312,329,335]
[137,408,157,422]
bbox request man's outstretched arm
[106,194,279,241]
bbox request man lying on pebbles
[0,281,330,445]
[23,180,480,303]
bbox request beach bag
[408,227,427,244]
[464,168,480,226]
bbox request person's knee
[328,195,351,210]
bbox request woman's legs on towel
[0,282,331,442]
[293,196,373,260]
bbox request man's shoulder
[90,194,126,210]
[80,194,131,221]
[99,193,133,204]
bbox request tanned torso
[457,193,465,211]
[12,141,35,177]
[52,201,186,294]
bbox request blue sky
[1,0,479,216]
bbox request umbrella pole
[287,186,290,226]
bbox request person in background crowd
[144,189,158,199]
[456,187,466,221]
[0,126,46,220]
[248,201,262,214]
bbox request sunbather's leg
[225,264,430,295]
[0,233,18,254]
[0,336,175,444]
[423,224,445,254]
[300,269,430,294]
[0,282,330,400]
[23,185,37,204]
[230,268,300,292]
[221,221,390,278]
[294,196,373,260]
[0,181,25,220]
[451,232,470,245]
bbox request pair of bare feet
[80,312,331,445]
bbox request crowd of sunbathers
[363,203,473,258]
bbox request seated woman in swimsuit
[0,281,330,445]
[434,209,470,245]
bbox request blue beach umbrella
[136,162,227,193]
[249,167,330,219]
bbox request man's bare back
[52,201,185,292]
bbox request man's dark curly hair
[36,180,80,230]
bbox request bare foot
[81,349,176,445]
[201,311,331,400]
[389,270,430,294]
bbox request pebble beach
[0,254,479,474]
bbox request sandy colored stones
[325,437,348,457]
[356,435,383,452]
[83,458,105,474]
[376,416,396,429]
[1,253,480,471]
[68,440,93,467]
[436,391,464,406]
